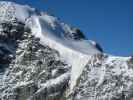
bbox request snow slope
[27,15,101,90]
[0,1,101,90]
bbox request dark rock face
[64,28,86,40]
[0,20,25,76]
[71,28,86,40]
[129,57,133,63]
[0,19,24,41]
[94,42,103,52]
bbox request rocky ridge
[0,1,133,100]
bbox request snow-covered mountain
[0,1,133,100]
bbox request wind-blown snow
[0,1,101,90]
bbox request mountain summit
[0,1,133,100]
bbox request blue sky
[5,0,133,56]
